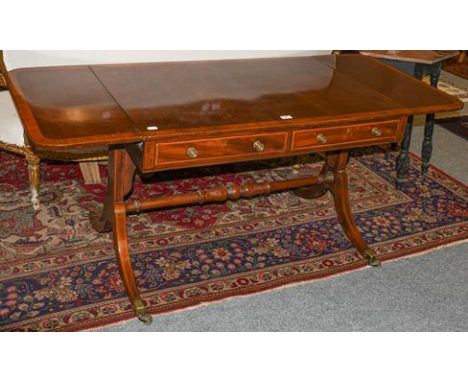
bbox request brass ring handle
[371,127,383,137]
[187,146,198,158]
[316,133,328,144]
[253,140,265,152]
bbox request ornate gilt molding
[35,150,108,162]
[0,140,25,155]
[0,139,108,162]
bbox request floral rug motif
[0,148,467,331]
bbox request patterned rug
[0,148,467,331]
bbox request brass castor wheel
[137,311,153,325]
[133,298,153,325]
[363,250,381,267]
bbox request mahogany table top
[7,54,462,150]
[359,50,459,64]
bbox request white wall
[4,50,331,70]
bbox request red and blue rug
[0,148,467,331]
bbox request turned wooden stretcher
[6,54,462,323]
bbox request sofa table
[359,50,460,187]
[6,54,462,323]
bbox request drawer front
[291,120,401,152]
[152,132,288,170]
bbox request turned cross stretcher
[7,54,462,324]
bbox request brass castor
[363,250,381,267]
[134,298,153,325]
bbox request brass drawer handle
[372,127,383,137]
[253,140,265,152]
[316,133,328,144]
[187,146,198,158]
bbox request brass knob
[187,147,198,158]
[253,140,265,152]
[317,133,328,144]
[372,127,383,137]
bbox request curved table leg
[90,148,136,233]
[89,147,152,323]
[327,151,381,267]
[114,203,152,324]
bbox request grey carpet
[97,122,468,332]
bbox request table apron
[126,117,407,172]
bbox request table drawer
[291,120,402,152]
[149,132,288,170]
